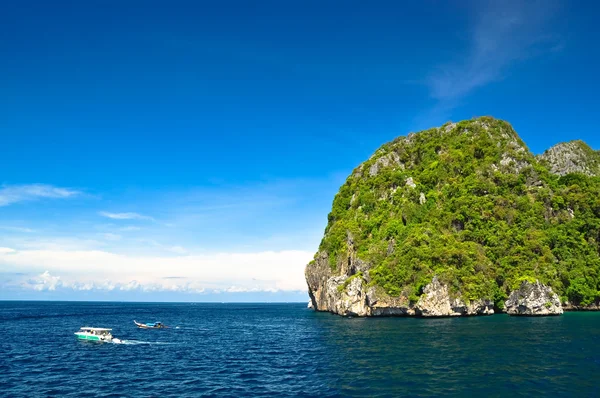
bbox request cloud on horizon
[0,184,80,206]
[0,177,336,299]
[0,247,312,294]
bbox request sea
[1,301,600,397]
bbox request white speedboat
[74,327,116,342]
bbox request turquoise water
[1,301,600,397]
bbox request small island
[306,117,600,317]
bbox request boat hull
[134,320,165,329]
[75,332,110,341]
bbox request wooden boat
[134,320,166,329]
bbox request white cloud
[0,184,80,206]
[99,211,154,221]
[427,0,561,102]
[0,248,312,293]
[29,271,62,291]
[120,280,141,291]
[0,247,16,254]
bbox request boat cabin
[79,327,112,336]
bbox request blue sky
[1,0,599,301]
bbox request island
[306,117,600,317]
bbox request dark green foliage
[316,117,600,306]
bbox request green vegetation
[315,117,600,306]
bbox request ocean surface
[1,302,600,397]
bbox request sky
[1,0,599,301]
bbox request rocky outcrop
[307,270,493,317]
[563,301,600,311]
[367,287,414,316]
[539,140,600,177]
[305,248,373,316]
[369,152,404,176]
[324,275,368,316]
[415,277,494,317]
[505,280,563,316]
[305,252,334,312]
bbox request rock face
[415,277,494,317]
[538,140,600,177]
[563,302,600,311]
[306,262,494,317]
[505,281,563,316]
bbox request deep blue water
[1,302,600,397]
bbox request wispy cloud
[11,238,105,251]
[0,226,35,233]
[119,226,141,232]
[0,184,80,206]
[99,211,154,221]
[99,233,122,241]
[426,0,561,106]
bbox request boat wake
[170,326,197,331]
[172,326,209,331]
[112,339,174,345]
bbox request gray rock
[366,286,414,316]
[415,276,494,317]
[563,301,600,311]
[324,275,368,316]
[505,280,563,316]
[369,152,403,177]
[406,177,416,189]
[305,252,334,312]
[415,277,452,316]
[499,153,528,174]
[539,140,600,177]
[307,270,494,317]
[443,122,457,133]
